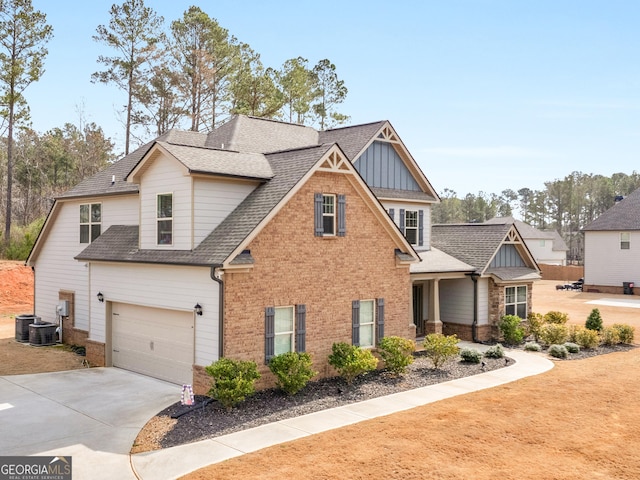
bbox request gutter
[466,272,481,343]
[210,265,224,358]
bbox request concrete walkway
[132,346,554,479]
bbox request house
[26,115,540,391]
[582,187,640,294]
[485,217,568,266]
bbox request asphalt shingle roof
[318,121,386,160]
[583,187,640,231]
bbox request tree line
[432,171,640,262]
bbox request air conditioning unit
[29,323,57,346]
[15,314,40,343]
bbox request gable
[490,244,527,268]
[354,141,421,191]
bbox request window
[404,210,418,245]
[265,305,306,363]
[505,286,527,318]
[314,193,346,237]
[274,306,294,355]
[621,232,630,250]
[157,193,173,245]
[352,299,384,348]
[80,203,101,243]
[539,240,546,247]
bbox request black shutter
[314,193,324,236]
[337,194,346,237]
[399,209,405,235]
[265,307,275,364]
[376,298,385,344]
[418,210,424,246]
[352,300,360,346]
[389,208,395,222]
[295,304,306,353]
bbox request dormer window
[157,193,173,245]
[404,210,418,245]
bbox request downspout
[210,265,224,358]
[466,272,480,343]
[31,266,36,314]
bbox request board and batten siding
[354,141,421,191]
[89,262,219,366]
[193,178,256,245]
[584,231,640,286]
[439,277,489,326]
[139,153,192,250]
[33,195,138,329]
[383,201,431,249]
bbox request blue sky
[25,0,640,197]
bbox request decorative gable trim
[484,225,539,274]
[318,150,352,173]
[377,126,399,143]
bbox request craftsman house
[582,188,640,294]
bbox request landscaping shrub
[205,358,260,410]
[549,344,569,359]
[524,341,541,352]
[572,326,600,349]
[377,336,415,375]
[422,334,459,369]
[600,326,621,346]
[484,344,505,359]
[498,314,525,345]
[526,312,545,342]
[459,348,482,364]
[564,342,580,354]
[3,217,44,260]
[612,324,635,344]
[328,342,378,385]
[268,352,318,395]
[585,308,603,332]
[539,323,569,345]
[544,311,569,325]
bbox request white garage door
[112,303,194,385]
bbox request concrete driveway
[0,367,178,480]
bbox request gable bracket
[318,150,352,173]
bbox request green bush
[600,326,620,346]
[564,342,580,353]
[572,326,600,349]
[526,312,545,341]
[498,314,525,345]
[268,352,318,395]
[484,344,505,359]
[524,341,541,352]
[612,324,635,344]
[548,344,569,359]
[328,342,378,385]
[3,217,45,260]
[544,311,569,325]
[539,323,569,345]
[585,308,603,331]
[377,336,415,375]
[459,348,482,364]
[205,358,261,410]
[422,334,459,369]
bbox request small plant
[548,344,569,359]
[268,352,318,395]
[524,341,541,352]
[585,308,603,331]
[328,342,378,385]
[539,323,569,345]
[498,314,525,345]
[544,311,569,325]
[205,358,261,410]
[600,326,620,346]
[564,342,580,353]
[526,312,545,341]
[459,348,482,364]
[572,326,600,349]
[484,343,505,359]
[612,324,635,344]
[422,333,459,369]
[377,336,416,375]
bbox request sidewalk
[132,345,554,479]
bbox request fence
[538,264,584,281]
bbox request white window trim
[274,306,295,355]
[359,299,376,348]
[322,194,336,237]
[504,285,527,318]
[404,210,418,246]
[80,203,101,244]
[156,193,173,246]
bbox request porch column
[427,279,442,334]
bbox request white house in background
[582,188,640,294]
[485,217,568,266]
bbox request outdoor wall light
[194,303,203,316]
[97,292,104,303]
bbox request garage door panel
[112,303,194,385]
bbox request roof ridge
[322,120,386,133]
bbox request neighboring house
[582,188,640,294]
[26,115,540,391]
[485,217,568,266]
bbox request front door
[413,284,425,337]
